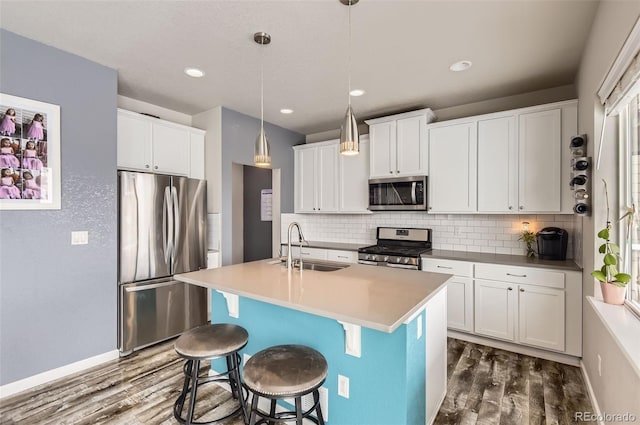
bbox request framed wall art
[0,93,60,210]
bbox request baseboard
[427,388,447,425]
[0,350,120,399]
[579,361,604,425]
[448,330,581,366]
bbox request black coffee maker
[536,227,568,260]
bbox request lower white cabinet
[424,258,581,356]
[280,246,359,264]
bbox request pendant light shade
[340,105,359,156]
[254,127,270,167]
[339,0,360,156]
[254,32,271,168]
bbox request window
[619,89,640,316]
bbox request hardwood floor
[434,339,594,425]
[0,338,593,424]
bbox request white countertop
[175,259,451,333]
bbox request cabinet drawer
[475,263,564,289]
[326,250,357,263]
[421,258,473,277]
[285,246,328,261]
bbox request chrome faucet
[287,222,305,270]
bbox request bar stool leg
[186,359,200,425]
[314,390,325,425]
[230,353,249,424]
[295,397,303,425]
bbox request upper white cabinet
[428,122,477,212]
[117,109,205,178]
[294,137,370,214]
[366,109,435,179]
[427,100,577,214]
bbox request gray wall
[0,30,117,385]
[221,107,303,265]
[243,165,272,262]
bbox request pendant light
[339,0,360,156]
[254,32,271,167]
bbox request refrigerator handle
[164,186,173,265]
[172,185,180,267]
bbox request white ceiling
[0,0,599,135]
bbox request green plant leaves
[599,244,606,253]
[604,253,617,265]
[615,273,631,284]
[597,228,609,239]
[592,270,607,282]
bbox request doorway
[243,165,272,262]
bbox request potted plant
[518,222,536,258]
[591,180,631,304]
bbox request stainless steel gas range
[358,227,432,270]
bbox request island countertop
[175,259,451,333]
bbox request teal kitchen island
[175,259,451,425]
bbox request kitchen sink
[276,258,350,272]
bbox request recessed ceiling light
[280,108,294,114]
[449,60,472,72]
[184,67,205,78]
[350,89,366,97]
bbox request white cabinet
[326,249,358,263]
[422,258,474,333]
[477,116,517,212]
[339,137,369,213]
[294,138,370,214]
[474,263,567,352]
[428,100,576,214]
[280,245,358,264]
[294,142,338,213]
[518,108,562,212]
[366,109,435,179]
[117,109,205,178]
[427,122,477,212]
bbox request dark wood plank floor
[0,338,593,424]
[434,339,594,425]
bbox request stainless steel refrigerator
[118,171,208,355]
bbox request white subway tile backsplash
[280,212,579,259]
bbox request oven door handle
[385,262,418,270]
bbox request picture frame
[0,93,61,210]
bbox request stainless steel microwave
[368,176,427,211]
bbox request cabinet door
[518,284,565,351]
[474,280,516,342]
[340,138,369,212]
[477,116,517,212]
[428,123,477,212]
[117,111,153,171]
[296,148,317,213]
[396,115,427,176]
[518,109,561,212]
[153,123,190,175]
[317,144,339,212]
[189,132,205,179]
[369,121,396,178]
[447,277,474,333]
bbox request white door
[446,277,474,332]
[396,115,426,176]
[474,280,516,342]
[317,144,338,212]
[477,116,517,212]
[296,148,317,212]
[369,121,396,178]
[117,111,153,171]
[340,138,369,212]
[518,284,565,351]
[153,123,190,175]
[428,122,477,212]
[518,109,561,212]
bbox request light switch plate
[71,231,88,245]
[338,375,349,398]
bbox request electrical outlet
[597,354,602,377]
[244,353,251,366]
[338,374,349,398]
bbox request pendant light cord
[348,0,352,107]
[260,40,265,131]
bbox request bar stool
[243,344,327,425]
[173,324,249,425]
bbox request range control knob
[383,256,389,262]
[404,258,410,264]
[396,257,402,263]
[365,254,371,260]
